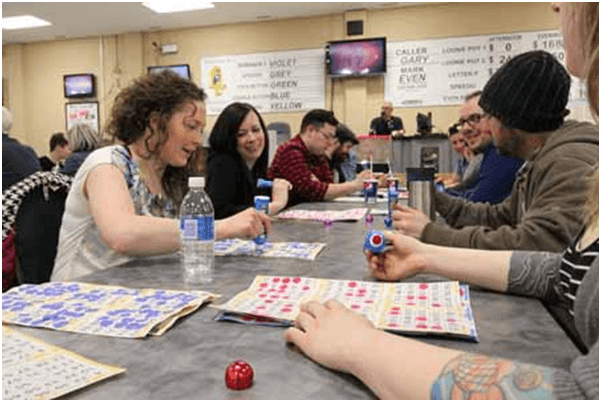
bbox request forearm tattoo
[430,353,553,399]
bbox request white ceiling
[2,2,430,45]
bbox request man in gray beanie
[393,50,598,252]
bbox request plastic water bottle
[180,177,214,285]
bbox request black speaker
[346,20,363,36]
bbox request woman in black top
[207,102,291,219]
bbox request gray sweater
[509,252,598,399]
[422,121,599,252]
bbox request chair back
[2,171,73,286]
[267,122,292,146]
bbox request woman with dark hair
[52,72,271,281]
[207,102,291,219]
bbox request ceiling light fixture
[142,1,215,14]
[2,15,52,30]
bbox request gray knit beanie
[479,50,571,133]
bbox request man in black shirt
[369,101,404,136]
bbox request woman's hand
[216,207,271,240]
[283,300,376,373]
[269,179,292,215]
[366,232,429,281]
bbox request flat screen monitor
[327,37,386,77]
[147,64,191,80]
[64,74,96,98]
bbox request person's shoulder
[278,136,304,153]
[208,152,240,172]
[537,121,599,162]
[552,120,599,143]
[209,151,237,164]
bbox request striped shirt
[559,232,599,316]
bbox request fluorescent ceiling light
[2,15,52,30]
[142,2,214,13]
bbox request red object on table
[225,359,254,390]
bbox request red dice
[225,359,254,390]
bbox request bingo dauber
[363,230,393,255]
[253,179,272,246]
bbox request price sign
[386,29,587,107]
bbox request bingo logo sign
[209,65,227,97]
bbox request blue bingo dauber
[363,230,393,254]
[385,184,399,229]
[253,195,270,246]
[257,178,273,189]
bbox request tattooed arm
[284,299,594,400]
[431,353,554,399]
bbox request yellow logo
[209,65,227,96]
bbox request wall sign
[65,101,99,133]
[385,29,587,107]
[201,48,325,115]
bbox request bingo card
[2,282,215,338]
[214,239,325,260]
[214,276,478,340]
[276,208,368,222]
[2,325,124,399]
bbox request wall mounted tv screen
[148,64,191,80]
[64,74,96,98]
[327,37,386,77]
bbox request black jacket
[206,152,268,220]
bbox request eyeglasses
[318,129,336,141]
[457,113,489,127]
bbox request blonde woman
[284,3,598,399]
[60,123,102,175]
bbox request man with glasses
[393,50,598,252]
[268,109,372,206]
[444,91,523,204]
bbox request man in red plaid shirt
[268,109,372,207]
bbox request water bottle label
[181,216,214,241]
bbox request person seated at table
[393,50,598,253]
[268,109,372,207]
[436,123,481,189]
[369,101,405,137]
[60,123,103,176]
[39,132,71,172]
[284,4,598,398]
[329,123,359,183]
[444,91,523,204]
[206,102,291,219]
[52,71,271,282]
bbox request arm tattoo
[430,353,553,399]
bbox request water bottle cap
[188,176,205,188]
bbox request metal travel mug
[406,168,436,220]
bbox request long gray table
[13,201,581,399]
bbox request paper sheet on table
[214,239,325,260]
[214,276,478,341]
[2,325,125,400]
[276,208,367,221]
[2,282,215,338]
